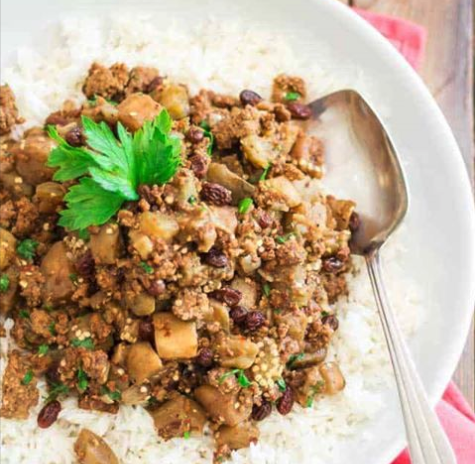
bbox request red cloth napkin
[352,8,475,463]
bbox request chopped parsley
[19,309,30,319]
[274,308,282,315]
[287,353,305,367]
[77,229,90,241]
[188,195,197,205]
[275,232,294,244]
[306,397,314,408]
[43,304,53,312]
[139,261,154,274]
[284,91,300,101]
[38,344,49,356]
[263,283,271,297]
[45,382,69,403]
[259,164,271,181]
[238,197,253,214]
[219,369,252,388]
[69,273,78,282]
[46,110,182,231]
[88,95,118,107]
[183,431,191,439]
[100,386,122,402]
[199,121,214,156]
[71,337,95,350]
[21,370,34,385]
[17,239,38,260]
[48,322,57,336]
[276,378,286,392]
[77,368,89,391]
[147,397,160,407]
[0,274,10,293]
[321,310,330,318]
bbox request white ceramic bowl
[2,1,475,463]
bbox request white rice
[1,16,422,464]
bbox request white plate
[2,1,475,463]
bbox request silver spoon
[307,90,456,464]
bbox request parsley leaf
[284,92,300,101]
[17,239,38,260]
[0,274,10,293]
[139,262,154,274]
[275,233,294,244]
[58,178,125,230]
[287,353,305,367]
[199,121,214,156]
[19,309,30,319]
[259,164,271,181]
[77,368,89,391]
[45,382,69,402]
[48,322,57,336]
[276,378,286,392]
[183,430,191,439]
[218,369,251,388]
[21,370,34,385]
[47,110,182,231]
[71,337,95,350]
[306,397,314,408]
[100,386,121,402]
[69,273,78,282]
[263,283,271,297]
[38,344,49,356]
[188,195,197,205]
[238,197,253,214]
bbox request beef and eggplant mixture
[0,64,359,462]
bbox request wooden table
[338,0,475,409]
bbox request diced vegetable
[207,163,255,204]
[319,362,346,394]
[156,84,190,120]
[34,182,65,214]
[218,335,258,369]
[127,293,156,317]
[154,313,198,359]
[195,385,251,426]
[74,429,119,464]
[149,394,206,439]
[89,223,123,265]
[138,211,180,242]
[241,135,280,168]
[117,94,162,131]
[126,341,163,384]
[230,277,257,309]
[0,228,16,270]
[261,176,302,209]
[41,241,75,303]
[215,421,259,450]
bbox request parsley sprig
[47,110,182,231]
[218,369,252,388]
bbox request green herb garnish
[77,229,91,241]
[19,309,30,319]
[100,386,122,402]
[259,164,271,181]
[238,197,253,214]
[263,283,271,297]
[321,311,330,318]
[45,382,70,402]
[17,239,38,260]
[139,261,154,274]
[0,274,10,293]
[306,397,314,408]
[38,344,49,356]
[287,353,305,367]
[88,95,118,107]
[21,370,34,385]
[275,233,294,244]
[219,369,251,388]
[188,195,197,205]
[199,121,214,156]
[284,92,300,101]
[44,304,53,312]
[46,110,181,231]
[48,322,57,336]
[276,378,286,392]
[71,337,95,350]
[77,368,89,390]
[183,431,191,439]
[69,273,78,282]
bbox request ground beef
[172,288,210,321]
[0,196,39,237]
[82,62,130,100]
[0,350,39,419]
[0,85,24,135]
[126,66,161,95]
[271,74,307,103]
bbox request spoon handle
[365,252,456,464]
